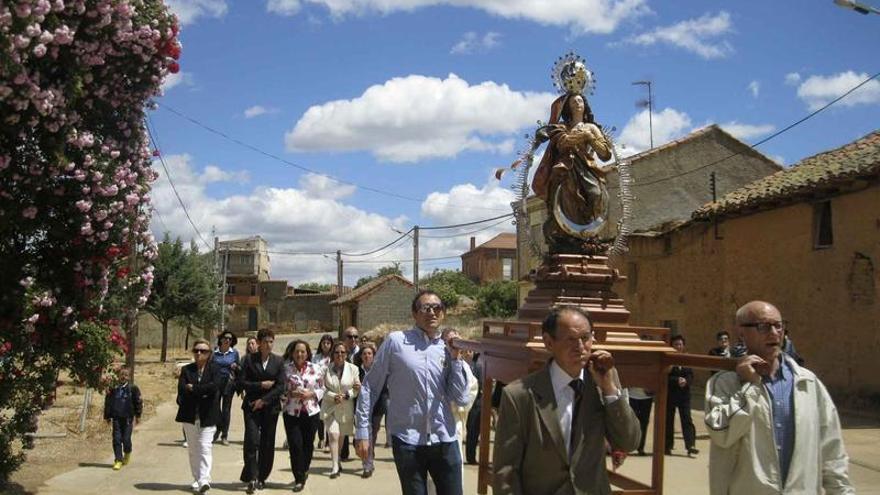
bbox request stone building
[461,233,517,285]
[621,130,880,400]
[517,125,783,302]
[219,236,270,333]
[331,274,415,331]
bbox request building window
[502,258,513,280]
[250,284,257,296]
[813,200,833,249]
[226,284,235,295]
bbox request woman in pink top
[281,340,324,492]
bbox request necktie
[569,378,584,457]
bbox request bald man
[704,301,854,495]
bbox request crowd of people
[166,290,478,494]
[107,294,854,495]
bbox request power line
[344,255,462,264]
[616,71,880,189]
[340,227,414,257]
[156,103,509,212]
[145,117,212,250]
[419,212,514,230]
[421,215,514,238]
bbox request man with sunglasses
[354,290,471,495]
[705,301,853,495]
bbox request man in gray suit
[493,306,640,495]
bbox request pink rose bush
[0,0,179,480]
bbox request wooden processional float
[454,254,737,494]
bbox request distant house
[461,233,517,285]
[219,236,270,334]
[622,130,880,400]
[330,274,415,331]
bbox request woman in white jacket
[320,341,360,478]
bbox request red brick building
[461,233,517,285]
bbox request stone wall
[620,183,880,400]
[357,279,416,331]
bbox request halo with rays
[551,51,596,95]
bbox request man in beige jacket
[492,306,640,495]
[705,301,854,494]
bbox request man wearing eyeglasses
[354,290,471,495]
[705,301,854,495]
[492,305,639,494]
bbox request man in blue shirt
[355,290,471,495]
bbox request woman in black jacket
[176,338,221,493]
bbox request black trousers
[391,437,462,495]
[628,397,653,453]
[240,407,279,483]
[216,382,234,440]
[282,412,319,484]
[465,398,481,463]
[665,395,696,451]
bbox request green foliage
[355,263,403,288]
[145,236,220,362]
[297,282,333,292]
[422,269,478,308]
[476,280,518,318]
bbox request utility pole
[413,225,420,290]
[633,80,654,149]
[219,239,228,334]
[336,250,343,332]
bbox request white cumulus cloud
[748,80,760,98]
[285,73,553,163]
[160,71,194,93]
[796,70,880,111]
[720,122,775,141]
[617,108,693,156]
[150,154,409,284]
[784,72,801,86]
[623,11,733,59]
[165,0,228,25]
[451,31,502,54]
[266,0,649,34]
[244,105,279,119]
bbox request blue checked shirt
[763,356,795,485]
[355,327,470,445]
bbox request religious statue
[532,53,614,254]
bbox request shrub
[476,280,518,318]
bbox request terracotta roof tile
[693,130,880,220]
[467,232,517,252]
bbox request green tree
[355,263,403,288]
[422,269,478,309]
[476,280,518,317]
[146,236,219,362]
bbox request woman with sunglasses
[176,338,221,493]
[213,331,240,446]
[281,340,324,492]
[320,342,360,478]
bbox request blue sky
[149,0,880,285]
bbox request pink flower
[22,206,38,219]
[75,199,92,212]
[32,44,47,58]
[80,222,93,236]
